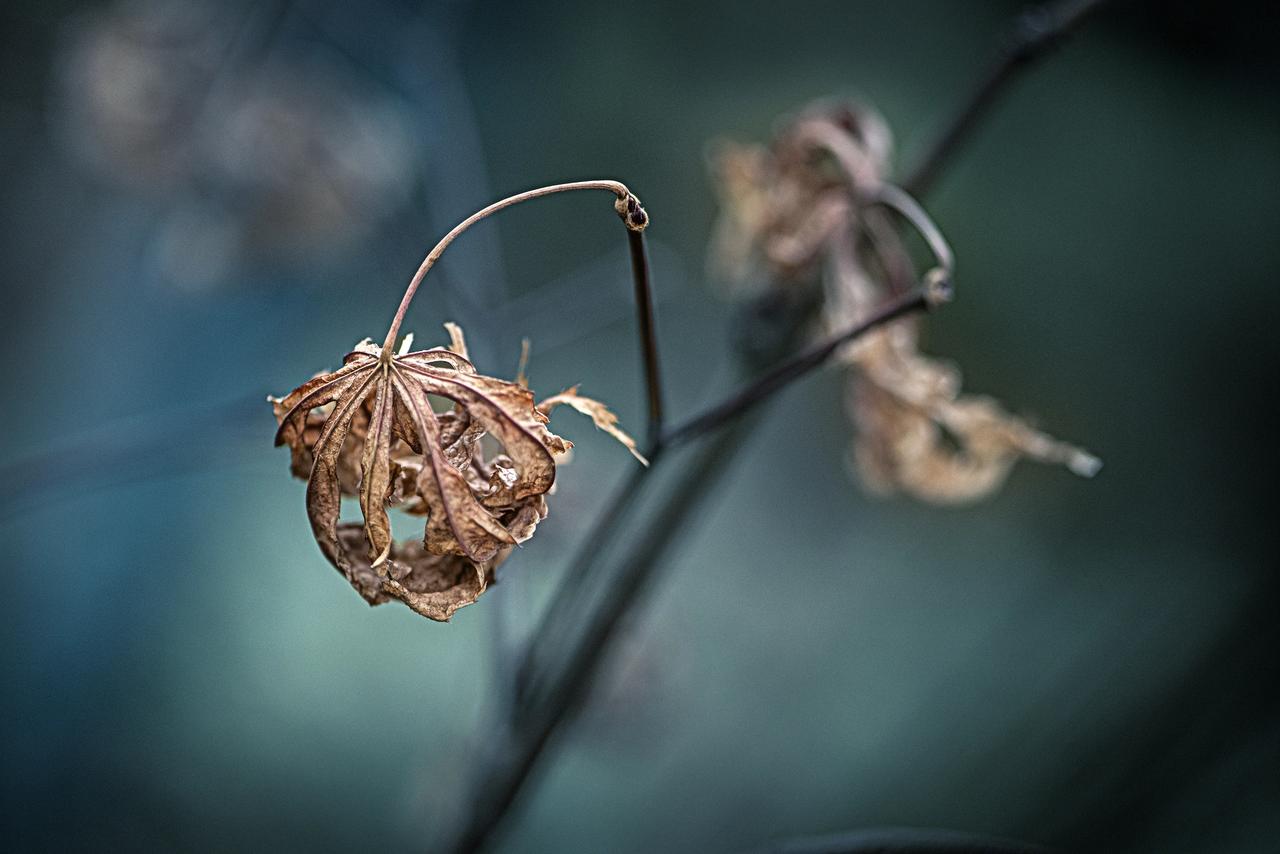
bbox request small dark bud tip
[923,268,953,306]
[616,192,649,231]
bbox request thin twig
[756,826,1052,854]
[380,180,646,358]
[510,458,658,707]
[510,279,941,708]
[903,0,1110,197]
[450,415,757,854]
[628,229,666,442]
[507,180,945,698]
[661,282,945,449]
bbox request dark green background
[2,1,1277,851]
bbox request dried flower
[709,100,1098,502]
[271,324,638,620]
[271,181,648,620]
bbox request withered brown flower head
[271,325,639,621]
[710,100,1099,503]
[271,182,646,620]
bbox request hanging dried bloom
[55,0,415,291]
[271,183,647,620]
[709,100,1098,503]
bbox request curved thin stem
[863,183,955,283]
[904,0,1110,196]
[380,180,638,358]
[661,281,946,449]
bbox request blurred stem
[660,282,945,449]
[903,0,1110,197]
[508,197,944,682]
[760,826,1052,854]
[510,183,949,702]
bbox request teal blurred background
[2,1,1277,851]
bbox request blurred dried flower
[208,59,414,255]
[56,0,414,288]
[55,0,234,188]
[709,100,1098,503]
[271,324,639,621]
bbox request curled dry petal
[848,369,1101,504]
[358,378,395,564]
[335,524,489,622]
[443,321,469,359]
[827,224,1100,503]
[539,386,649,466]
[390,369,519,561]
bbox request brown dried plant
[710,101,1099,503]
[271,183,647,621]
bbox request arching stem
[862,182,955,288]
[379,180,652,360]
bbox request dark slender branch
[380,180,642,357]
[628,228,666,442]
[757,826,1053,854]
[510,458,658,706]
[514,277,942,706]
[452,0,1108,846]
[509,219,663,701]
[449,416,757,854]
[453,282,940,853]
[509,280,942,717]
[662,282,946,449]
[903,0,1110,197]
